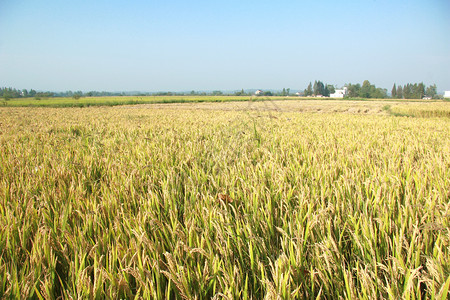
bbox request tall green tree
[304,82,313,96]
[396,85,403,99]
[415,82,425,99]
[327,85,335,94]
[391,84,397,98]
[426,84,437,98]
[359,80,372,98]
[323,84,330,97]
[346,83,361,98]
[403,84,412,99]
[313,80,325,96]
[372,88,387,98]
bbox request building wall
[444,91,450,98]
[330,89,347,98]
[330,93,344,98]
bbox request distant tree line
[304,81,335,97]
[391,83,437,99]
[63,91,131,97]
[1,87,298,99]
[345,80,387,98]
[0,87,54,100]
[0,88,143,100]
[301,80,441,99]
[1,82,442,100]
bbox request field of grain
[1,95,261,108]
[2,95,440,109]
[1,100,449,298]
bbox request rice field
[2,95,438,108]
[0,100,449,298]
[1,95,263,108]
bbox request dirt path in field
[120,99,395,115]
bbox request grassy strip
[383,104,450,118]
[1,95,443,108]
[1,96,280,108]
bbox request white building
[330,87,348,98]
[255,90,263,96]
[444,91,450,98]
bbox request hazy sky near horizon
[0,0,449,92]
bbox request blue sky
[0,0,449,92]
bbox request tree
[346,83,361,98]
[327,85,335,94]
[415,82,425,99]
[359,80,372,98]
[396,85,403,99]
[263,91,273,96]
[403,84,412,99]
[0,87,20,99]
[287,88,290,96]
[282,88,286,96]
[235,89,245,96]
[313,80,325,96]
[357,80,387,98]
[323,84,330,97]
[396,82,430,99]
[304,82,313,96]
[426,84,437,98]
[372,88,387,98]
[391,84,397,98]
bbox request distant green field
[1,96,263,107]
[2,95,440,108]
